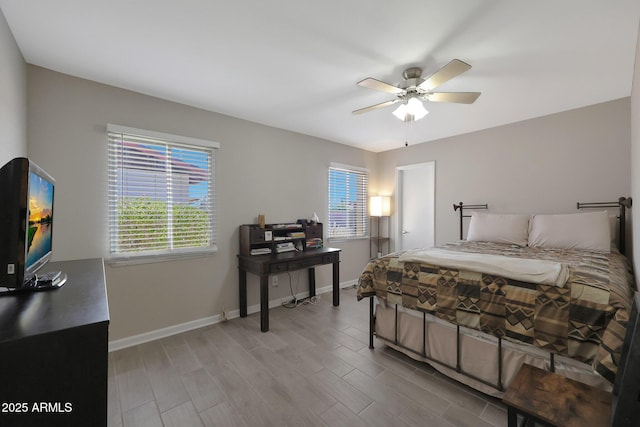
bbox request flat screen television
[0,157,66,293]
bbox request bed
[356,198,635,397]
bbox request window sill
[327,236,369,244]
[108,246,218,267]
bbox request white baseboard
[108,279,357,352]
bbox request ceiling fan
[353,59,481,122]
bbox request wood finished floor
[108,287,509,427]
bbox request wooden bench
[502,363,611,427]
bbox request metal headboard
[577,196,633,255]
[453,202,488,240]
[453,197,633,253]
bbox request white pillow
[528,211,611,253]
[467,213,530,246]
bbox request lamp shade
[392,103,407,121]
[370,195,391,217]
[407,97,428,120]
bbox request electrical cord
[282,295,319,309]
[281,270,319,309]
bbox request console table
[0,258,109,427]
[238,247,341,332]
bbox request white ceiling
[1,1,639,152]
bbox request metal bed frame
[367,197,633,392]
[577,197,632,255]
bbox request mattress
[357,241,635,383]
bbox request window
[107,124,219,262]
[327,163,369,239]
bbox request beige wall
[27,66,376,341]
[0,8,26,162]
[15,24,637,343]
[631,19,639,283]
[378,98,631,249]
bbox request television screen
[25,168,55,277]
[0,157,65,293]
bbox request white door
[396,162,435,251]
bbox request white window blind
[107,124,219,261]
[327,164,369,239]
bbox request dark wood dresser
[0,258,109,426]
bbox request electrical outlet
[272,275,278,287]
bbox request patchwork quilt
[356,241,635,383]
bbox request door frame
[394,161,435,252]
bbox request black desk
[0,258,109,427]
[238,247,341,332]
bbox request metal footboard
[368,298,562,392]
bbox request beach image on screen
[26,171,54,267]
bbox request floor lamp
[370,195,391,258]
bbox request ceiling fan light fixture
[392,103,407,120]
[393,98,428,122]
[407,97,428,120]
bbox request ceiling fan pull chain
[405,117,413,147]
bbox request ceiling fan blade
[418,59,472,91]
[352,99,399,115]
[423,92,481,104]
[357,78,404,95]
